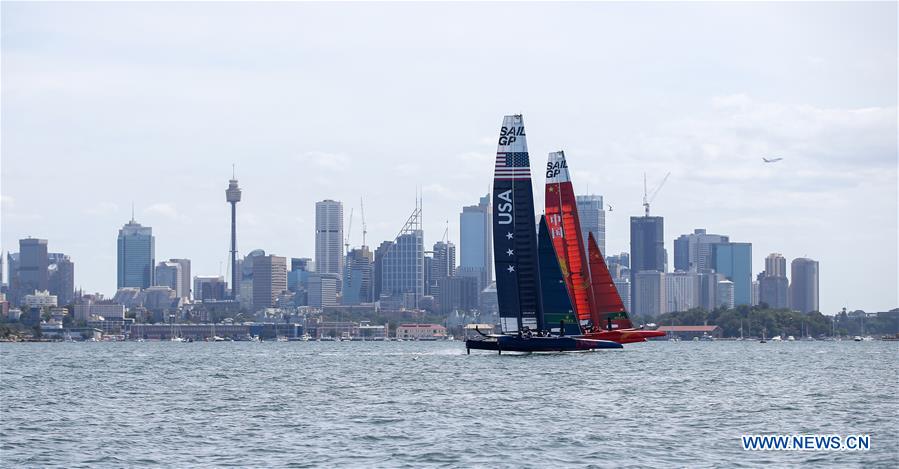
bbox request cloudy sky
[2,2,896,313]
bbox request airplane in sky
[762,157,784,163]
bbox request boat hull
[583,329,667,344]
[466,335,622,353]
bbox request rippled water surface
[1,341,897,467]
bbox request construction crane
[360,197,368,248]
[344,207,354,254]
[643,171,671,216]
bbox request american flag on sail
[494,152,531,180]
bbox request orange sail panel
[587,232,634,330]
[544,151,597,326]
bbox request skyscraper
[194,276,226,301]
[712,242,752,306]
[48,254,74,306]
[315,200,344,291]
[716,280,735,309]
[576,194,606,255]
[429,241,456,300]
[18,238,49,302]
[760,253,789,309]
[226,175,242,300]
[169,259,192,300]
[238,249,265,310]
[630,215,664,312]
[381,206,424,309]
[252,255,287,311]
[458,194,492,290]
[673,229,730,272]
[117,218,155,289]
[634,270,666,316]
[372,240,393,301]
[343,246,373,305]
[155,261,183,298]
[666,270,699,313]
[790,258,819,313]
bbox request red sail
[545,151,597,326]
[587,232,634,330]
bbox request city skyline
[1,2,896,314]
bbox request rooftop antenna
[232,163,236,179]
[131,202,135,222]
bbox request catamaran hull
[466,335,622,353]
[583,329,667,344]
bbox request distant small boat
[853,336,862,342]
[771,335,783,342]
[787,335,795,341]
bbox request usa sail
[544,150,597,327]
[493,115,542,333]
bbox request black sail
[493,114,542,333]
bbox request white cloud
[295,151,351,172]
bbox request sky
[1,2,896,313]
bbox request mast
[492,115,542,333]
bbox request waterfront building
[790,258,819,313]
[74,303,125,322]
[252,255,287,311]
[315,200,344,292]
[673,229,729,272]
[665,271,699,313]
[576,194,606,255]
[459,194,492,290]
[395,323,448,340]
[716,280,735,309]
[155,261,183,298]
[381,207,424,309]
[630,216,665,312]
[343,247,373,305]
[117,218,155,289]
[307,273,338,307]
[194,276,227,301]
[711,242,752,306]
[634,270,666,316]
[48,254,75,306]
[23,290,57,309]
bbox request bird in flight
[762,157,784,163]
[607,204,614,212]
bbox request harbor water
[1,341,896,467]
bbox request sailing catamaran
[465,115,621,354]
[544,150,665,344]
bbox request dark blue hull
[466,335,622,353]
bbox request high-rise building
[429,241,455,301]
[459,194,492,290]
[48,254,74,306]
[372,241,393,301]
[697,270,725,311]
[155,261,184,298]
[343,246,373,305]
[751,280,760,306]
[252,255,287,311]
[634,270,666,316]
[437,276,478,314]
[716,280,735,309]
[315,200,344,291]
[17,238,49,304]
[630,216,664,312]
[606,252,630,280]
[613,278,631,313]
[226,175,242,300]
[712,242,752,306]
[117,218,155,289]
[381,207,424,309]
[576,194,606,255]
[307,274,338,307]
[237,249,265,310]
[169,259,191,300]
[666,271,699,313]
[764,253,787,278]
[790,258,819,313]
[194,276,227,301]
[673,229,730,272]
